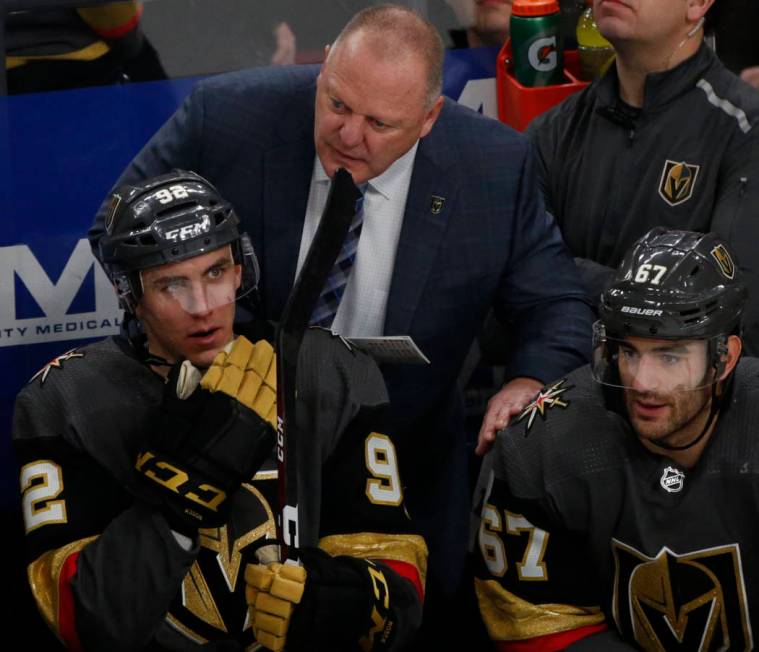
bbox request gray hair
[329,3,444,108]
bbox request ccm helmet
[98,170,259,312]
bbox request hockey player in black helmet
[14,171,426,651]
[593,226,747,463]
[99,169,261,367]
[473,228,758,651]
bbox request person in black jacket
[527,0,759,356]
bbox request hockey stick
[275,167,362,562]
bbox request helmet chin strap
[122,311,173,369]
[649,353,735,452]
[649,381,720,451]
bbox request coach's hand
[476,376,542,456]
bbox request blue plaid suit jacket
[90,64,594,595]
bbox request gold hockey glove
[245,547,406,652]
[134,336,276,534]
[246,562,307,651]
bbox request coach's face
[314,30,443,185]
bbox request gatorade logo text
[528,37,558,72]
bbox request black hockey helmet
[599,227,746,340]
[592,227,747,390]
[98,170,259,312]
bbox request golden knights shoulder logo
[515,379,571,433]
[29,349,85,385]
[711,244,736,280]
[612,539,753,651]
[658,160,700,207]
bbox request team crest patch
[429,195,445,215]
[659,465,685,493]
[612,540,753,651]
[711,244,735,279]
[29,349,85,385]
[515,379,571,433]
[658,160,700,206]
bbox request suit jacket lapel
[262,108,316,319]
[385,135,455,335]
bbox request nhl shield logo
[659,466,685,493]
[658,160,700,206]
[711,244,735,279]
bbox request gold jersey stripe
[6,40,110,69]
[318,533,428,587]
[475,578,605,641]
[27,535,98,637]
[164,612,208,645]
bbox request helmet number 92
[155,185,190,204]
[634,264,667,285]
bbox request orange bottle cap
[512,0,560,16]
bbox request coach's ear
[686,0,714,26]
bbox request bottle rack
[496,38,589,132]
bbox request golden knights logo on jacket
[658,160,700,207]
[612,539,753,651]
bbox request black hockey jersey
[473,360,759,651]
[14,329,426,651]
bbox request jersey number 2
[20,460,67,534]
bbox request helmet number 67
[634,264,667,285]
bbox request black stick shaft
[275,168,361,561]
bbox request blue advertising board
[0,48,498,507]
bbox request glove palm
[135,336,277,533]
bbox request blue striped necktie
[310,189,366,328]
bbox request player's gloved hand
[245,547,398,652]
[135,336,277,533]
[245,561,307,651]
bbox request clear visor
[591,321,721,393]
[139,243,256,316]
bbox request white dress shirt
[295,142,419,337]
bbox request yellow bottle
[576,0,615,81]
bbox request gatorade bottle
[576,0,615,81]
[510,0,564,87]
